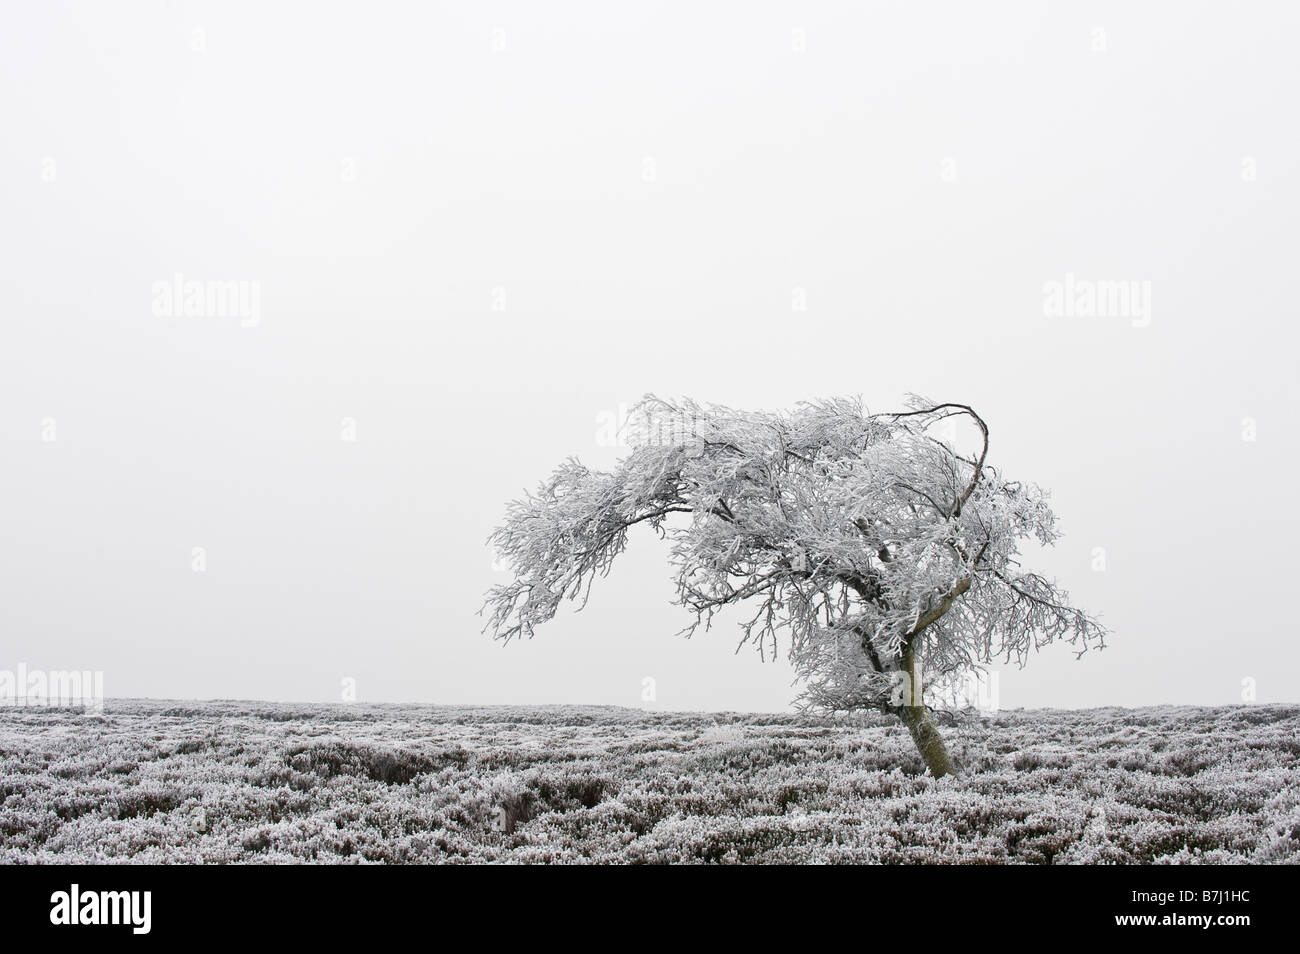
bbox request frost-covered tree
[481,395,1107,777]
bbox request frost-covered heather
[1,701,1296,864]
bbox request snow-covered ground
[1,701,1296,864]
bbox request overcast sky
[2,2,1297,712]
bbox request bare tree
[481,395,1107,777]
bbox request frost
[1,700,1295,864]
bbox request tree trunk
[891,633,958,777]
[898,705,957,778]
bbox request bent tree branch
[481,394,1108,778]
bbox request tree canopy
[481,394,1107,771]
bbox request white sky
[2,2,1297,711]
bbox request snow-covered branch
[481,394,1108,718]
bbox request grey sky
[2,2,1297,711]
